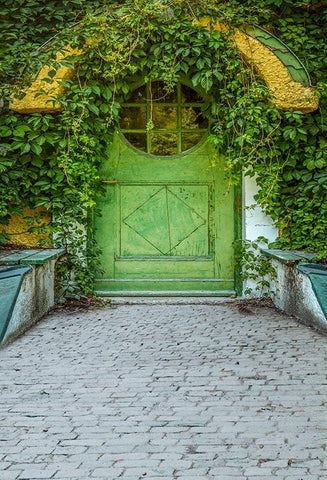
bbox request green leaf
[13,125,30,137]
[21,143,31,153]
[31,144,42,155]
[213,71,224,81]
[89,104,99,116]
[48,69,57,78]
[201,75,213,91]
[0,126,11,137]
[102,87,112,101]
[191,72,201,87]
[91,85,101,96]
[31,157,43,167]
[100,104,110,114]
[34,180,50,186]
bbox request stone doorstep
[110,297,237,306]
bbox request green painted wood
[234,183,243,296]
[0,248,65,266]
[95,129,237,295]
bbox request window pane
[124,133,147,151]
[182,133,204,151]
[120,107,146,130]
[148,81,176,103]
[152,106,178,130]
[151,133,178,156]
[120,82,208,156]
[181,84,203,103]
[128,85,146,103]
[181,107,208,129]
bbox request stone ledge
[0,248,65,266]
[261,248,316,264]
[262,251,327,335]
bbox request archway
[8,20,319,295]
[10,23,318,115]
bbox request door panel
[121,184,209,257]
[95,133,236,295]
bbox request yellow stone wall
[1,207,51,248]
[10,47,81,114]
[207,20,318,113]
[231,29,318,113]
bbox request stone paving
[0,301,327,479]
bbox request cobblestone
[1,301,327,479]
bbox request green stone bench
[0,248,64,347]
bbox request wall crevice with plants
[1,0,326,297]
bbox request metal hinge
[102,180,118,185]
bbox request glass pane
[124,133,147,151]
[128,85,146,103]
[148,81,176,103]
[181,84,203,103]
[182,133,204,151]
[120,107,146,130]
[181,107,208,129]
[151,133,178,156]
[152,106,178,130]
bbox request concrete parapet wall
[1,260,55,346]
[269,258,327,335]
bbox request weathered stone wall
[1,260,56,346]
[269,258,327,334]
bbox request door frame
[91,77,243,296]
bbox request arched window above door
[119,82,209,156]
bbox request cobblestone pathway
[1,301,327,479]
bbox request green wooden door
[95,136,236,296]
[95,82,237,296]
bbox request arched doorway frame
[8,21,318,294]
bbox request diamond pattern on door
[121,185,208,256]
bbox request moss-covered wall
[1,207,51,247]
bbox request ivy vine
[0,0,326,296]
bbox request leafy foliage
[234,237,277,297]
[0,0,326,295]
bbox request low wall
[262,249,327,335]
[2,262,55,346]
[0,248,64,347]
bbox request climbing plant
[0,0,326,295]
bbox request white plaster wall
[243,174,278,242]
[242,174,278,296]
